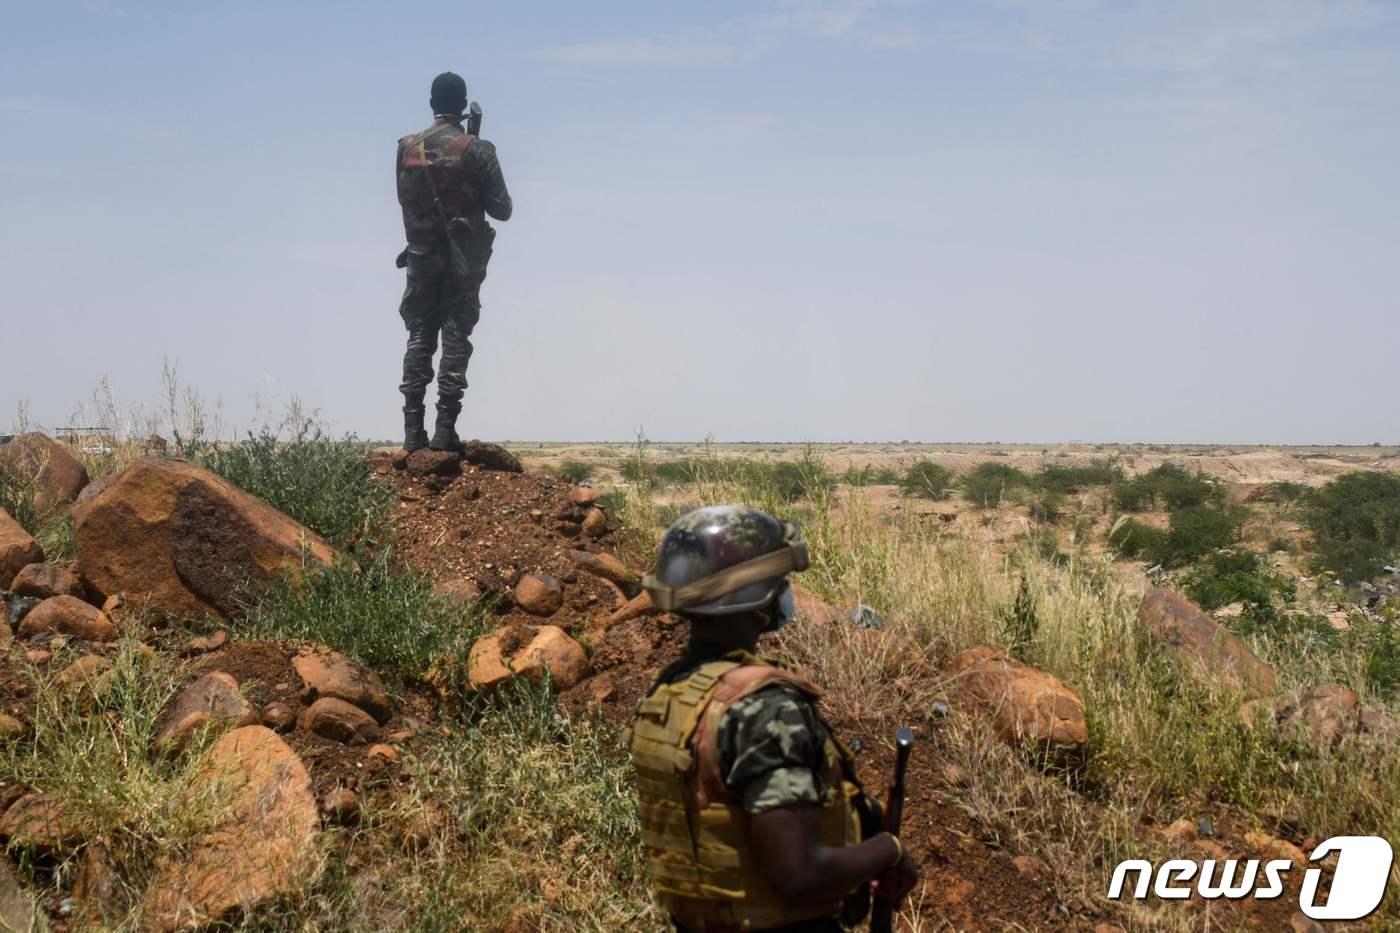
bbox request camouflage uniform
[396,115,512,444]
[655,652,831,814]
[648,648,846,933]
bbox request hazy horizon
[3,1,1398,446]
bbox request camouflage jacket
[652,647,832,815]
[396,116,512,245]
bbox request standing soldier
[631,506,919,932]
[395,71,512,452]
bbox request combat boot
[429,407,465,454]
[403,407,429,452]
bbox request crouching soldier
[629,505,919,932]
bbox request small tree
[899,461,954,500]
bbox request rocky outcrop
[950,647,1087,752]
[1139,589,1276,699]
[17,595,117,642]
[71,457,337,618]
[292,649,393,723]
[468,624,588,690]
[8,562,84,600]
[142,726,319,931]
[0,509,44,583]
[0,433,90,509]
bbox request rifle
[467,100,482,136]
[871,727,915,933]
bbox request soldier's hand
[873,849,919,903]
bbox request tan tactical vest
[630,653,863,932]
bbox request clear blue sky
[2,1,1397,444]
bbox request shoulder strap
[415,128,478,248]
[693,664,821,806]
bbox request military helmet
[430,71,468,113]
[644,505,808,615]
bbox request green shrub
[898,461,954,500]
[1112,464,1220,513]
[1155,506,1243,567]
[236,552,485,686]
[1181,550,1295,625]
[198,424,393,551]
[1033,459,1125,493]
[1109,507,1242,568]
[553,459,595,484]
[961,462,1030,507]
[1268,481,1311,503]
[841,464,899,487]
[1026,489,1066,525]
[1108,518,1166,560]
[1303,471,1400,581]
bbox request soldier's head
[429,71,468,116]
[644,505,807,645]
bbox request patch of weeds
[897,461,954,500]
[0,639,227,924]
[961,462,1031,507]
[0,463,75,561]
[998,574,1040,661]
[197,420,393,552]
[236,551,485,686]
[1303,471,1400,582]
[548,460,596,484]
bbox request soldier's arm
[751,807,902,903]
[469,139,513,221]
[721,687,902,903]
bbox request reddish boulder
[950,647,1087,751]
[462,440,523,473]
[142,726,318,930]
[156,672,258,752]
[0,433,89,509]
[0,793,84,855]
[299,697,380,745]
[17,595,116,642]
[515,573,564,616]
[0,509,43,584]
[581,508,608,538]
[1278,683,1359,748]
[292,649,393,723]
[405,449,461,477]
[70,457,336,618]
[468,624,588,690]
[790,583,842,625]
[8,562,84,600]
[567,486,599,506]
[1139,589,1276,699]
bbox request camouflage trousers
[398,241,483,416]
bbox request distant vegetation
[1112,463,1223,512]
[1302,471,1400,582]
[897,461,954,500]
